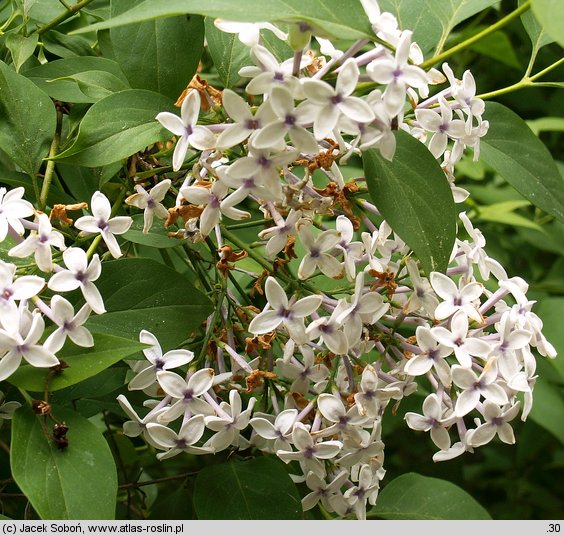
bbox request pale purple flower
[0,187,34,241]
[465,401,520,447]
[44,295,93,352]
[74,191,132,259]
[125,179,171,234]
[430,271,483,322]
[156,90,215,171]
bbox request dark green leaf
[71,0,373,40]
[363,131,456,274]
[23,57,129,104]
[110,0,204,101]
[7,333,146,392]
[481,102,564,222]
[86,257,213,350]
[204,17,250,88]
[123,214,181,248]
[52,70,130,101]
[535,297,564,380]
[193,457,302,519]
[57,162,122,202]
[531,0,564,48]
[5,34,38,72]
[0,60,56,176]
[469,30,521,69]
[0,169,75,205]
[379,0,500,54]
[521,0,555,49]
[42,30,97,59]
[53,89,175,167]
[11,405,117,519]
[371,473,491,519]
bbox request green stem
[477,56,564,100]
[221,227,273,274]
[420,1,532,70]
[35,0,96,35]
[39,108,63,211]
[224,219,270,230]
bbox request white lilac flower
[430,271,483,322]
[0,310,58,381]
[316,393,370,441]
[128,330,195,391]
[403,325,452,387]
[431,309,492,368]
[335,272,389,348]
[415,97,466,158]
[117,394,165,441]
[366,31,428,115]
[300,59,375,140]
[0,260,45,332]
[249,408,298,452]
[156,90,216,171]
[146,415,213,459]
[354,364,402,418]
[216,90,276,150]
[297,221,342,279]
[342,463,381,520]
[465,401,520,447]
[258,209,302,258]
[204,389,257,451]
[74,192,132,259]
[306,309,348,355]
[44,295,93,352]
[180,180,250,237]
[404,259,439,315]
[252,86,319,154]
[404,393,456,450]
[155,369,215,422]
[303,470,349,513]
[277,421,342,478]
[335,215,365,282]
[214,19,287,46]
[248,276,322,340]
[275,347,330,394]
[452,358,508,417]
[47,247,105,314]
[125,179,171,234]
[8,212,66,272]
[0,186,34,241]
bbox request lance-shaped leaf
[109,0,204,100]
[481,102,564,222]
[363,130,456,274]
[70,0,373,40]
[7,333,146,392]
[193,457,302,519]
[11,405,118,519]
[0,60,56,176]
[85,257,213,350]
[53,89,175,167]
[531,0,564,48]
[371,473,491,519]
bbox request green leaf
[7,333,146,392]
[85,257,213,350]
[110,0,204,101]
[528,368,564,445]
[521,0,555,49]
[535,297,564,380]
[204,17,250,88]
[11,405,117,519]
[57,162,122,202]
[531,0,564,48]
[53,89,175,167]
[0,60,56,176]
[71,0,373,40]
[379,0,500,54]
[51,70,130,102]
[23,57,129,104]
[527,117,564,135]
[469,30,521,69]
[5,33,39,72]
[41,30,96,59]
[371,473,491,519]
[362,131,456,274]
[193,457,302,519]
[477,200,542,231]
[123,214,181,248]
[481,102,564,222]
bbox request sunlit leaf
[11,405,117,519]
[363,131,456,274]
[371,473,491,519]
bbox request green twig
[35,0,96,35]
[39,108,63,211]
[420,1,532,70]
